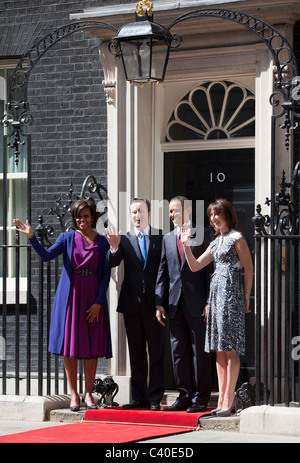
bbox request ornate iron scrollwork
[252,167,300,236]
[36,175,108,246]
[236,380,269,411]
[1,103,33,166]
[1,21,118,165]
[93,376,119,408]
[168,9,297,85]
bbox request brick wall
[1,0,123,228]
[0,0,122,385]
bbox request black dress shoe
[149,402,161,411]
[122,400,149,410]
[186,403,207,413]
[162,399,190,411]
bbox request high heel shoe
[211,408,221,416]
[82,395,97,410]
[216,395,239,417]
[70,404,80,412]
[70,394,80,412]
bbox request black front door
[164,148,255,388]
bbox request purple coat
[29,231,112,358]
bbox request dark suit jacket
[155,227,213,319]
[106,227,163,314]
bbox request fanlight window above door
[166,81,255,142]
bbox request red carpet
[0,408,211,443]
[84,406,209,428]
[0,422,192,444]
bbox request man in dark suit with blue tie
[105,198,165,410]
[156,196,213,412]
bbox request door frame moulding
[161,138,255,152]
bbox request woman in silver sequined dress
[181,199,253,417]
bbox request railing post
[36,216,45,396]
[255,234,262,405]
[14,230,20,395]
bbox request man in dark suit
[105,198,165,410]
[156,196,212,412]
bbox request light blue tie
[139,232,147,263]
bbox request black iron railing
[0,175,108,396]
[253,166,300,406]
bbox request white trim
[0,173,27,180]
[0,278,27,304]
[161,137,255,152]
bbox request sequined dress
[205,229,245,356]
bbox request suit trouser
[170,295,211,405]
[123,294,165,403]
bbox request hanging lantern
[109,1,178,85]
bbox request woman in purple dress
[14,199,112,411]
